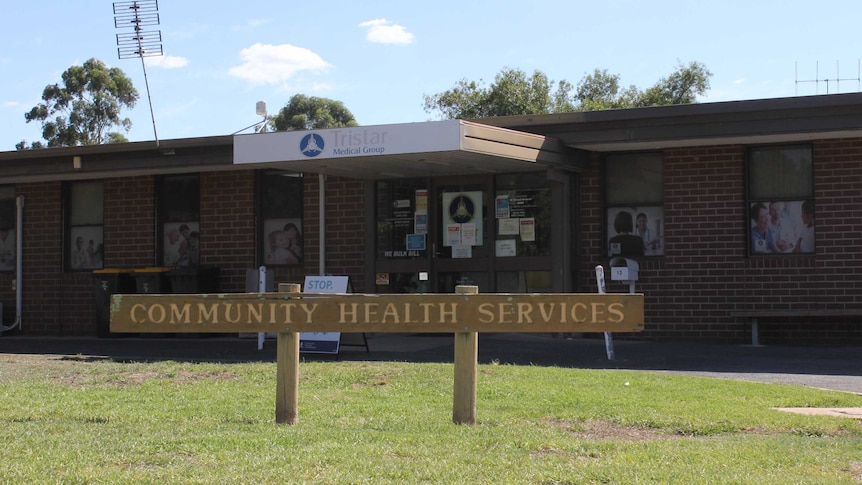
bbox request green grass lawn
[1,354,860,484]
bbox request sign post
[111,288,644,425]
[453,285,478,424]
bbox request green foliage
[424,61,713,119]
[271,94,358,131]
[18,58,138,149]
[1,356,860,483]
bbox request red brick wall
[5,138,860,343]
[3,170,367,336]
[579,140,862,344]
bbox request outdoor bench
[730,309,862,346]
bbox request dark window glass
[159,175,200,267]
[375,178,429,260]
[747,145,814,255]
[66,181,104,271]
[260,171,304,266]
[0,186,16,272]
[604,153,664,258]
[494,173,551,257]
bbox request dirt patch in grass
[540,418,674,441]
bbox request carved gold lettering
[517,302,533,324]
[538,303,555,323]
[170,304,190,324]
[572,303,588,323]
[439,303,457,323]
[477,303,494,323]
[197,303,218,323]
[269,303,280,324]
[419,303,434,322]
[248,303,264,323]
[382,303,399,323]
[300,304,317,324]
[497,303,514,324]
[147,304,166,324]
[131,303,146,323]
[339,303,357,324]
[364,303,379,323]
[223,303,241,324]
[607,302,624,323]
[591,303,605,323]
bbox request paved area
[1,333,860,396]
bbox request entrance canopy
[233,120,583,179]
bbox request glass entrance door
[431,176,493,293]
[372,172,559,295]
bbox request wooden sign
[109,292,644,334]
[109,287,644,426]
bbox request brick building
[1,93,860,344]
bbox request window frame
[602,151,664,258]
[0,186,16,273]
[64,180,104,272]
[258,170,304,267]
[157,174,201,267]
[745,144,815,257]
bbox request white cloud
[359,19,414,45]
[228,43,331,85]
[734,77,746,85]
[145,55,190,69]
[2,101,19,108]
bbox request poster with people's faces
[69,227,104,270]
[163,222,200,267]
[264,218,303,266]
[749,200,814,254]
[0,228,16,272]
[606,207,664,257]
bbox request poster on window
[263,218,303,266]
[749,200,814,254]
[442,191,483,246]
[163,222,200,267]
[606,207,664,257]
[70,227,104,270]
[0,228,15,271]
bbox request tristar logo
[300,134,324,157]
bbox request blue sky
[2,0,861,151]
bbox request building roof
[2,93,861,182]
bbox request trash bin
[166,266,220,294]
[131,267,172,294]
[92,268,135,338]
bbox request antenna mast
[113,0,164,148]
[795,60,861,95]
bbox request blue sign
[300,134,324,157]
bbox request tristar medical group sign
[233,119,464,165]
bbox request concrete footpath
[1,333,861,396]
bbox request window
[0,186,16,272]
[65,181,104,271]
[259,171,304,266]
[604,152,664,257]
[375,178,428,260]
[494,173,551,257]
[158,174,200,267]
[747,145,814,255]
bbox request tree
[17,58,139,149]
[271,94,358,131]
[423,61,712,119]
[423,68,574,119]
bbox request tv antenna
[795,60,861,95]
[113,0,163,148]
